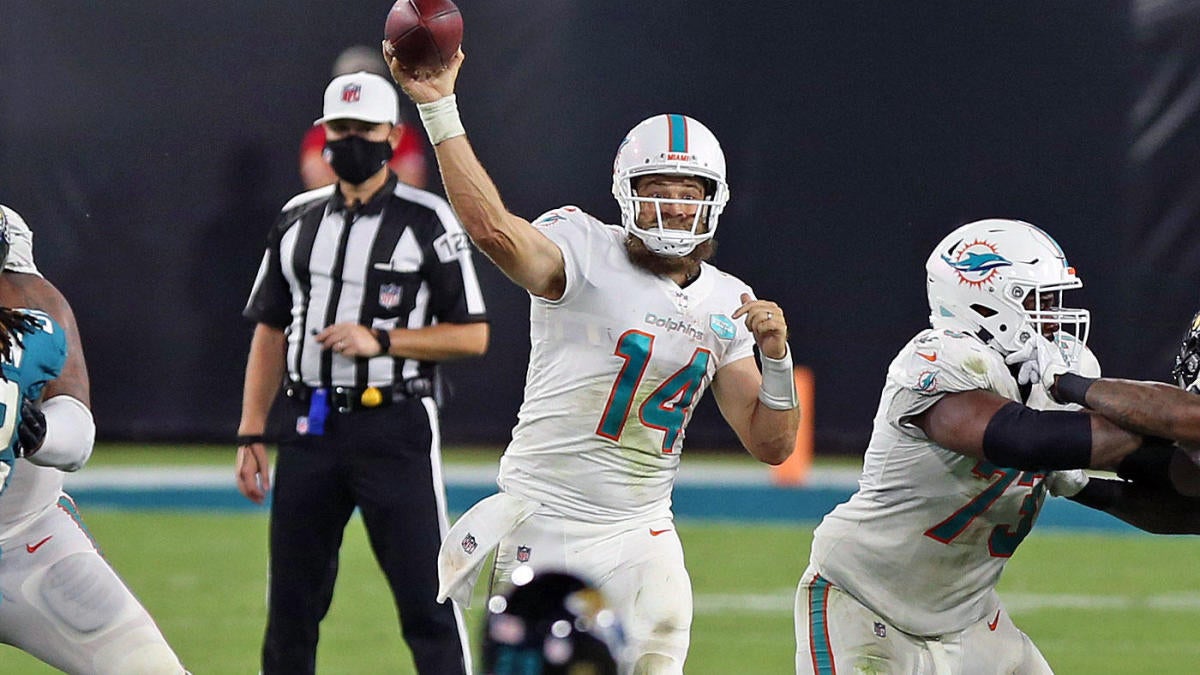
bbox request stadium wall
[0,1,1145,453]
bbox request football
[384,0,463,73]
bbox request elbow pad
[981,401,1092,470]
[26,395,95,472]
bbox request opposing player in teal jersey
[0,204,186,674]
[0,306,65,485]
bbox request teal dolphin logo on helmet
[941,250,1013,274]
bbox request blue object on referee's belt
[307,387,328,436]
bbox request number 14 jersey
[497,207,756,524]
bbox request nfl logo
[461,533,478,555]
[873,622,887,638]
[516,545,531,563]
[341,84,361,103]
[378,283,402,309]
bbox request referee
[236,71,488,675]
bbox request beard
[624,236,717,278]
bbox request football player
[385,48,800,673]
[0,205,186,674]
[796,219,1199,675]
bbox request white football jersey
[0,461,63,532]
[0,205,40,277]
[497,207,756,523]
[809,328,1098,637]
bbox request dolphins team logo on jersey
[914,370,938,393]
[941,239,1013,288]
[709,314,736,340]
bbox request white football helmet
[611,114,730,257]
[926,219,1090,364]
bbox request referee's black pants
[261,395,469,674]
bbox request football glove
[15,397,46,458]
[1005,333,1072,397]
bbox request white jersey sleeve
[886,329,1018,437]
[530,206,604,305]
[0,205,41,276]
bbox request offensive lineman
[384,48,801,673]
[796,219,1200,674]
[0,205,186,674]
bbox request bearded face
[623,175,717,279]
[625,236,716,278]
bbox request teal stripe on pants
[809,575,836,674]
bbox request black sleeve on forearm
[1070,476,1200,535]
[1115,438,1177,490]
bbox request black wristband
[373,328,392,356]
[1053,373,1097,406]
[236,434,267,447]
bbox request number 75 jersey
[497,207,757,524]
[808,327,1098,637]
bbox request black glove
[15,398,46,458]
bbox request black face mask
[323,136,393,185]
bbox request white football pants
[493,512,691,675]
[0,494,186,674]
[795,566,1052,675]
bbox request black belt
[284,378,433,413]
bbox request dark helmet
[1172,310,1200,393]
[482,568,624,675]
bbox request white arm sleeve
[26,395,95,472]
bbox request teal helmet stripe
[667,113,688,152]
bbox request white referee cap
[314,72,399,126]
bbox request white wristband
[759,347,798,411]
[416,95,466,145]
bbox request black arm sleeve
[981,401,1093,470]
[1069,476,1200,535]
[1115,437,1177,490]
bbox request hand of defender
[15,397,46,458]
[383,43,465,104]
[1005,333,1072,393]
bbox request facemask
[323,136,393,185]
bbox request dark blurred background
[1,0,1196,454]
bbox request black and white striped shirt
[244,173,487,389]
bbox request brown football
[384,0,463,73]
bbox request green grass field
[0,446,1198,673]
